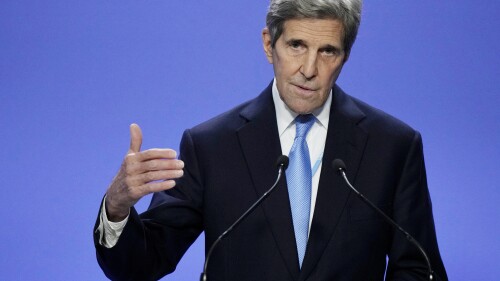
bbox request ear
[262,27,273,64]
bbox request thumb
[129,123,143,153]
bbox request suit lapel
[237,83,301,280]
[300,85,368,280]
[235,84,368,280]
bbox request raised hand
[105,124,184,221]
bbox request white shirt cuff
[95,196,129,248]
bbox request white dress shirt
[97,79,332,247]
[271,79,331,232]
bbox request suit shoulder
[344,92,419,141]
[187,98,254,137]
[188,83,274,138]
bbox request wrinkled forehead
[281,18,345,47]
[282,17,345,37]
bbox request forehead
[281,18,344,47]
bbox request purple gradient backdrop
[1,1,498,280]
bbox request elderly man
[94,1,448,280]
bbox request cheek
[331,61,345,77]
[275,54,301,76]
[321,64,343,85]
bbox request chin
[288,103,316,115]
[282,95,323,114]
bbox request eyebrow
[286,38,342,52]
[320,44,342,52]
[285,39,305,45]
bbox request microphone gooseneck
[332,159,434,281]
[200,155,289,281]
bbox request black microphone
[332,159,434,281]
[200,155,289,281]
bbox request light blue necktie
[286,114,315,268]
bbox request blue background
[1,1,499,280]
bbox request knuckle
[141,150,152,159]
[143,172,154,182]
[132,186,147,198]
[125,153,136,164]
[166,170,182,178]
[125,176,135,187]
[169,170,180,178]
[148,161,158,170]
[159,170,171,179]
[162,160,173,169]
[129,192,141,201]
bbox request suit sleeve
[93,129,204,281]
[385,131,448,281]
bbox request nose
[300,52,318,80]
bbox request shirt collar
[272,78,332,136]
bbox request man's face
[263,18,347,114]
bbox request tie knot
[295,114,315,138]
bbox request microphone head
[276,155,289,170]
[331,159,346,173]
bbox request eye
[285,40,307,56]
[321,47,339,57]
[288,40,305,51]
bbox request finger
[126,169,183,186]
[125,149,178,164]
[143,159,184,172]
[128,170,184,186]
[126,158,184,175]
[139,180,177,195]
[129,123,143,153]
[138,149,179,161]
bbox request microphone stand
[334,160,434,281]
[200,156,288,281]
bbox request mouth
[292,84,318,94]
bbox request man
[94,1,448,280]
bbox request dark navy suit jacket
[94,83,447,281]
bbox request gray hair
[266,0,363,56]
